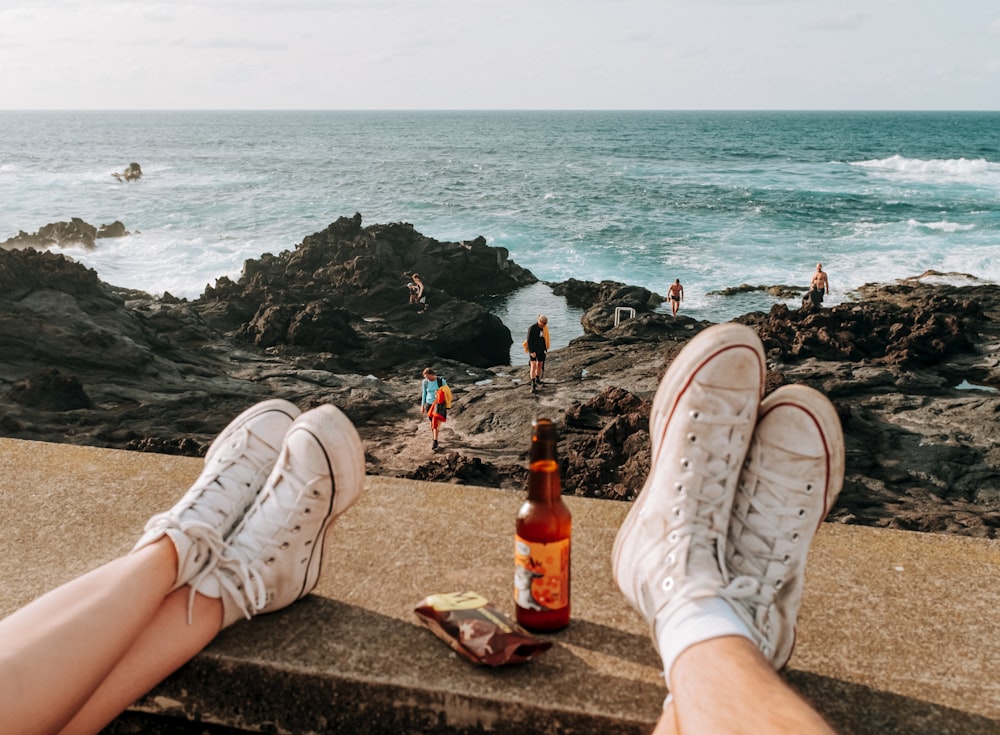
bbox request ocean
[2,110,998,361]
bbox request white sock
[655,596,754,680]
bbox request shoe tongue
[687,534,723,580]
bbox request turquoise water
[2,110,998,355]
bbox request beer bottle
[514,418,572,632]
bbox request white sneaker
[206,404,366,627]
[612,323,765,666]
[725,384,845,669]
[132,399,300,592]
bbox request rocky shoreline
[2,215,998,538]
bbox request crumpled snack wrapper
[414,591,552,666]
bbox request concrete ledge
[1,438,997,734]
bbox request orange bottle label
[514,535,569,612]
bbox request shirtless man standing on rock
[667,279,684,316]
[810,263,830,302]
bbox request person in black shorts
[526,314,549,394]
[668,279,684,316]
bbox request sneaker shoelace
[644,386,758,620]
[725,443,821,659]
[214,459,328,621]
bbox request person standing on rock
[525,315,550,394]
[420,367,448,450]
[810,263,830,303]
[411,273,428,314]
[668,279,684,316]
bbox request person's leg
[653,636,835,735]
[432,417,441,448]
[614,325,843,734]
[612,323,766,677]
[0,540,176,735]
[0,399,299,735]
[67,403,365,734]
[57,585,223,735]
[70,403,365,734]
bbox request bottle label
[514,535,569,612]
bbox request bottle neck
[527,458,562,502]
[527,418,561,502]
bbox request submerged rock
[111,162,142,182]
[1,218,131,250]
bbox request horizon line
[1,108,999,114]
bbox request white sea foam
[907,219,976,233]
[851,155,999,183]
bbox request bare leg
[60,587,222,735]
[0,540,176,734]
[652,636,835,735]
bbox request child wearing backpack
[420,367,452,451]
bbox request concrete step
[1,437,997,734]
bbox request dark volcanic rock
[8,368,94,411]
[742,296,978,368]
[97,220,130,239]
[197,214,535,369]
[1,227,998,539]
[708,283,804,299]
[2,218,131,251]
[111,162,143,182]
[562,386,651,501]
[552,278,663,335]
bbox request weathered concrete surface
[1,437,997,734]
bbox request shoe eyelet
[668,530,680,543]
[666,552,676,567]
[797,508,806,518]
[672,507,683,518]
[661,576,674,592]
[805,483,814,493]
[292,525,301,534]
[281,541,289,549]
[775,580,783,590]
[686,433,697,444]
[680,458,691,470]
[783,554,790,564]
[303,508,312,515]
[689,410,700,420]
[674,482,685,495]
[266,557,275,565]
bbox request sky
[1,0,998,111]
